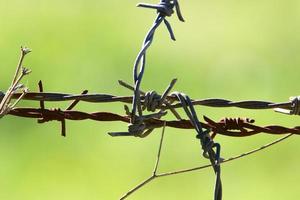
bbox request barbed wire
[1,1,299,200]
[2,90,296,111]
[8,108,300,137]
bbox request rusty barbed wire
[1,1,299,200]
[8,107,300,137]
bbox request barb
[112,79,181,137]
[36,81,90,136]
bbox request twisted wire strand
[131,15,164,118]
[131,0,184,123]
[172,92,222,200]
[4,92,296,112]
[8,107,300,137]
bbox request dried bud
[21,46,31,55]
[23,87,29,93]
[22,67,32,75]
[13,84,25,92]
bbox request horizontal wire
[3,92,292,110]
[8,107,300,137]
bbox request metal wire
[8,107,300,137]
[3,91,296,111]
[172,92,222,200]
[130,0,184,124]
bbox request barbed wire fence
[1,1,299,199]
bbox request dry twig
[120,129,292,199]
[120,121,166,200]
[0,47,31,118]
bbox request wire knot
[196,129,216,159]
[155,1,174,17]
[38,108,65,123]
[204,116,255,138]
[129,110,167,137]
[138,0,184,21]
[38,108,67,137]
[143,91,162,112]
[221,117,254,130]
[128,116,147,137]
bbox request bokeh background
[0,0,300,199]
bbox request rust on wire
[7,108,300,137]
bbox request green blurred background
[0,0,300,199]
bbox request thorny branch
[0,1,299,200]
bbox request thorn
[108,132,133,137]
